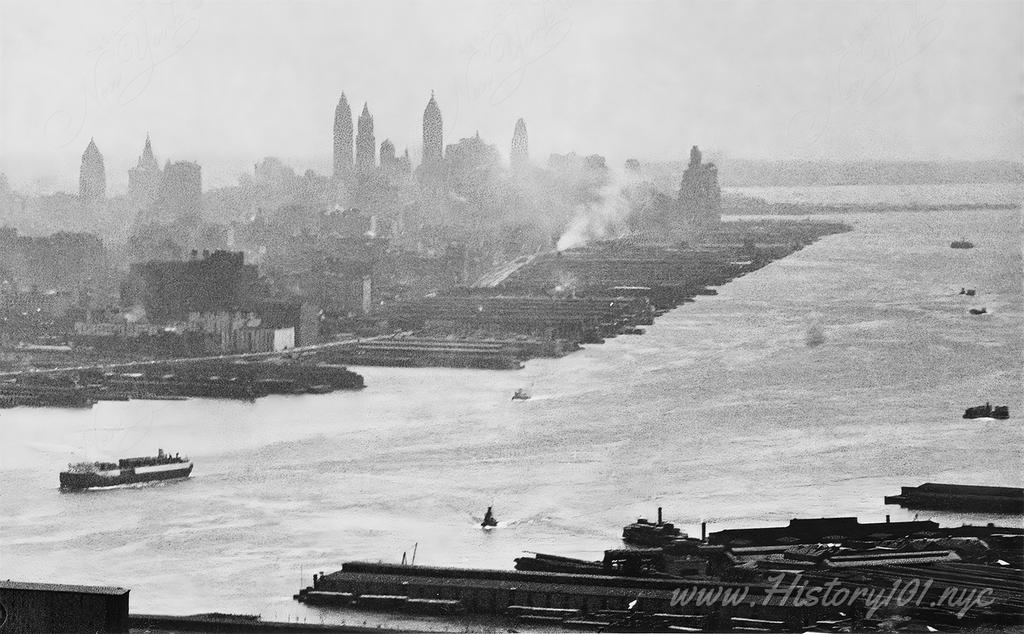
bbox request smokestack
[701,522,707,541]
[886,514,890,523]
[657,507,662,524]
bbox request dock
[884,483,1024,514]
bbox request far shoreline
[721,198,1020,216]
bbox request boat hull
[59,464,193,491]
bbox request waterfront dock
[884,483,1024,514]
[295,510,1024,631]
[0,360,364,409]
[341,219,851,370]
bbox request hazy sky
[1,0,1020,193]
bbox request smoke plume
[555,169,650,251]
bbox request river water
[1,186,1021,628]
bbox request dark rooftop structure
[708,516,941,548]
[0,580,129,633]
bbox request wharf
[295,562,787,628]
[296,511,1024,631]
[357,219,850,369]
[0,361,364,409]
[884,483,1024,514]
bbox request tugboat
[622,507,687,547]
[963,403,1010,420]
[950,239,974,249]
[511,388,531,401]
[481,506,498,529]
[59,449,193,491]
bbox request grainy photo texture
[0,1,1021,632]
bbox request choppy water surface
[1,194,1021,627]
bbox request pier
[295,508,1024,631]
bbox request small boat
[959,288,977,296]
[968,307,987,315]
[481,506,498,529]
[963,403,1009,420]
[950,239,974,249]
[511,388,530,401]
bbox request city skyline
[0,0,1020,194]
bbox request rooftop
[1,580,129,596]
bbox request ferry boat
[59,449,193,491]
[963,403,1010,420]
[622,507,687,547]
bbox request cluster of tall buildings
[332,91,530,186]
[332,95,412,183]
[73,90,534,237]
[76,136,202,228]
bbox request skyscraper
[379,139,396,173]
[333,93,353,180]
[422,92,443,168]
[678,145,721,228]
[148,161,202,225]
[355,103,375,176]
[128,134,162,214]
[510,118,529,173]
[79,138,106,205]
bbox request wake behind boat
[59,448,193,491]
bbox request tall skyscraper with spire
[129,134,162,214]
[379,139,396,172]
[510,118,529,173]
[333,93,353,180]
[355,103,376,176]
[79,138,106,205]
[422,92,443,168]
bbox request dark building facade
[0,227,108,296]
[0,581,129,633]
[333,92,353,181]
[79,138,106,206]
[121,250,259,321]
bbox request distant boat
[481,506,498,529]
[806,323,825,347]
[950,239,974,249]
[60,448,192,491]
[963,403,1009,420]
[511,388,531,401]
[959,288,976,296]
[969,307,988,315]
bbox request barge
[884,483,1024,514]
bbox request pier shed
[0,580,129,633]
